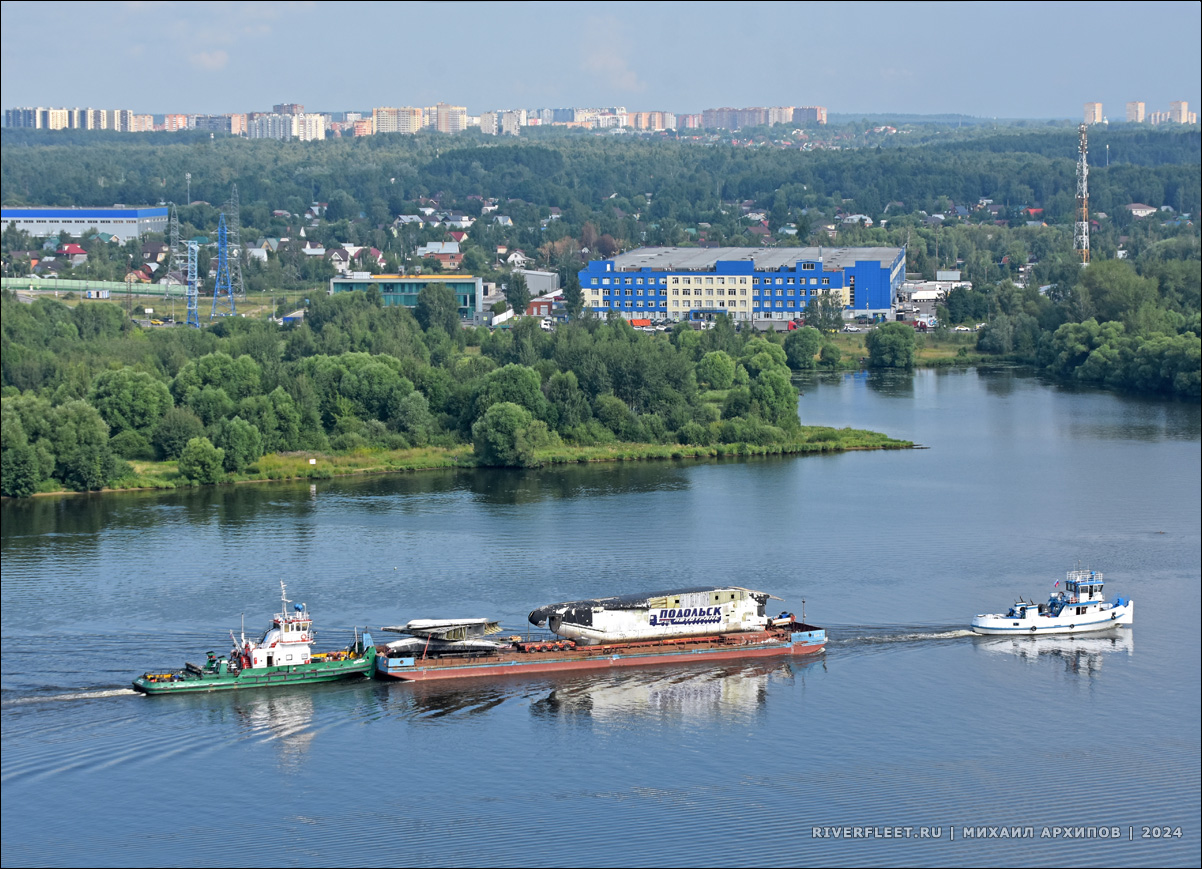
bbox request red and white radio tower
[1075,124,1090,265]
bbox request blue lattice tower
[186,241,200,328]
[210,212,236,320]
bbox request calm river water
[2,368,1199,868]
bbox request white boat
[971,569,1133,636]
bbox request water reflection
[978,365,1023,396]
[465,463,692,506]
[865,369,916,397]
[230,692,318,767]
[531,665,770,720]
[974,629,1134,677]
[528,660,815,722]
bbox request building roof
[604,246,903,273]
[1,206,168,220]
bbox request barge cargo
[376,586,825,682]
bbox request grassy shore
[29,426,911,496]
[824,330,990,367]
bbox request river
[2,367,1198,867]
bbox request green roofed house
[329,272,485,324]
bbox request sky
[1,1,1199,120]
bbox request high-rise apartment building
[793,106,827,124]
[1083,102,1104,124]
[372,106,422,134]
[1126,101,1146,123]
[434,103,468,133]
[1169,101,1189,124]
[247,112,326,140]
[628,111,677,131]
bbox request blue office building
[578,246,905,321]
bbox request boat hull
[376,628,826,682]
[971,602,1133,636]
[133,653,374,695]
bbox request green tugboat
[133,582,375,695]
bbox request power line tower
[226,184,246,305]
[185,241,201,328]
[210,212,236,319]
[1075,123,1090,266]
[164,202,183,302]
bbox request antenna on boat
[280,580,290,614]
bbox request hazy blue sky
[2,1,1199,119]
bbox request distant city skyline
[1,2,1199,120]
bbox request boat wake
[827,625,974,653]
[1,688,139,707]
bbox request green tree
[505,272,531,317]
[784,326,822,369]
[805,293,845,333]
[560,272,584,320]
[545,370,590,430]
[751,369,800,429]
[414,284,460,336]
[151,407,206,460]
[865,323,917,369]
[212,416,263,472]
[50,400,116,491]
[0,411,39,497]
[178,436,225,483]
[696,351,736,389]
[472,363,547,422]
[471,401,551,467]
[89,369,172,435]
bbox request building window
[802,262,815,271]
[822,278,830,286]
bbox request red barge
[375,586,826,682]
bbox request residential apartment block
[5,106,143,131]
[372,106,423,134]
[1084,102,1104,124]
[433,103,468,133]
[247,112,326,141]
